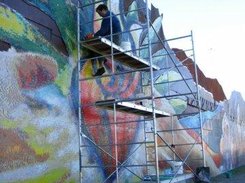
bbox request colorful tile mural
[0,0,245,182]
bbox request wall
[0,0,245,182]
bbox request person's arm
[94,16,110,37]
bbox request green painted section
[155,71,182,94]
[14,168,70,183]
[25,0,77,59]
[169,98,187,114]
[23,125,53,156]
[0,119,18,129]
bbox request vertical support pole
[191,30,206,167]
[171,116,176,161]
[109,0,118,181]
[166,55,176,161]
[146,0,159,182]
[113,103,119,182]
[109,0,115,73]
[77,2,82,183]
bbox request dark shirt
[94,11,122,45]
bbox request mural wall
[0,0,245,182]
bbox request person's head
[96,4,108,17]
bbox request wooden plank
[82,37,160,70]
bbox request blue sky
[150,0,245,99]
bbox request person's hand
[85,33,94,39]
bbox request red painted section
[16,54,57,89]
[80,61,140,175]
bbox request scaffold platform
[95,99,170,118]
[82,37,160,70]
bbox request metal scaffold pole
[77,1,82,182]
[146,0,160,182]
[191,30,206,167]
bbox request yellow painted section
[23,125,53,156]
[55,66,71,96]
[83,60,94,77]
[0,7,24,33]
[0,6,34,40]
[0,119,53,156]
[0,119,18,129]
[14,168,70,183]
[65,30,77,60]
[82,60,109,82]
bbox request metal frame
[77,1,207,182]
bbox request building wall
[0,0,245,182]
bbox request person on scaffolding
[85,4,122,76]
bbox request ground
[211,165,245,183]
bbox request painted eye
[24,95,50,110]
[22,84,63,116]
[24,95,61,117]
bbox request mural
[0,0,245,182]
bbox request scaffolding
[77,0,211,182]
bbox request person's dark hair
[96,4,108,11]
